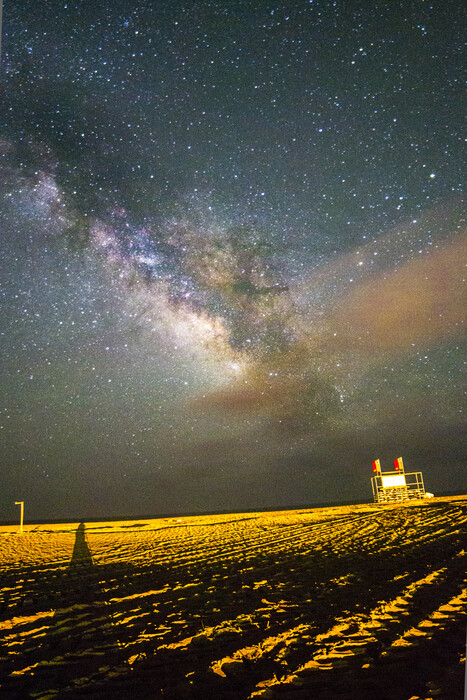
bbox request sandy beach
[0,496,466,698]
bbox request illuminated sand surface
[0,497,466,699]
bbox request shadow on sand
[1,523,122,698]
[69,522,94,568]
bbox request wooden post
[15,501,24,534]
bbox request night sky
[1,0,465,521]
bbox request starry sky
[1,0,465,520]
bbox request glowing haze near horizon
[1,0,465,520]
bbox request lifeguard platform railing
[371,458,426,504]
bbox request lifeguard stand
[371,458,426,504]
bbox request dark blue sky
[1,1,465,520]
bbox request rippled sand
[0,496,466,698]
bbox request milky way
[1,1,465,519]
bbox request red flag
[394,457,403,471]
[372,459,380,473]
